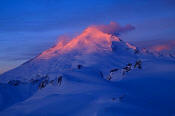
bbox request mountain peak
[38,26,121,59]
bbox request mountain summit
[38,26,135,59]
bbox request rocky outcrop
[5,74,63,90]
[106,60,142,81]
[77,64,83,69]
[38,79,49,89]
[8,80,21,86]
[134,60,142,69]
[57,76,62,86]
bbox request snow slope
[0,26,175,116]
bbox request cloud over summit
[93,22,135,35]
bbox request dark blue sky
[0,0,175,73]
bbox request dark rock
[112,97,116,101]
[38,79,49,89]
[123,66,131,72]
[49,80,55,84]
[99,71,104,78]
[127,63,132,66]
[30,78,40,84]
[122,63,132,75]
[110,68,119,73]
[107,75,112,80]
[134,60,142,69]
[77,65,83,69]
[134,49,139,54]
[119,94,126,101]
[8,80,21,86]
[57,76,63,86]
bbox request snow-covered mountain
[0,26,139,82]
[0,25,175,116]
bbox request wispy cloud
[92,22,135,35]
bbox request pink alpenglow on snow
[38,22,136,59]
[38,24,124,59]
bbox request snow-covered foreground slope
[0,59,175,116]
[0,25,175,116]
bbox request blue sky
[0,0,175,73]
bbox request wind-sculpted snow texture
[0,25,175,116]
